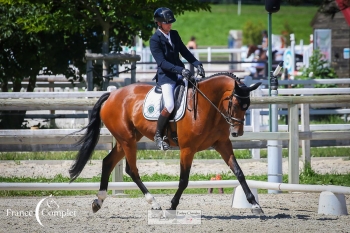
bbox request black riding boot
[154,108,171,150]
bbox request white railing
[1,92,350,184]
[1,180,350,194]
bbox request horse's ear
[248,82,262,92]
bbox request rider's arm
[150,35,183,74]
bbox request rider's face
[158,22,172,34]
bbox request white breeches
[160,82,176,113]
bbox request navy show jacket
[150,29,202,85]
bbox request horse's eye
[242,104,248,109]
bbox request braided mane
[199,72,241,82]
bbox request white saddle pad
[143,79,188,122]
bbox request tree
[0,3,99,128]
[286,0,350,17]
[296,49,338,88]
[4,0,211,86]
[0,1,211,128]
[242,21,265,46]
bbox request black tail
[69,92,111,182]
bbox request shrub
[296,49,337,88]
[242,21,265,46]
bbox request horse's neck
[259,49,267,60]
[199,77,234,102]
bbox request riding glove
[197,65,205,78]
[181,69,192,79]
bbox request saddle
[143,79,188,122]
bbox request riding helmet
[153,7,176,24]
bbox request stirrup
[154,136,170,151]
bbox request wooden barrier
[1,94,349,110]
[1,92,350,184]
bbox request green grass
[1,167,349,197]
[168,4,318,46]
[1,146,350,161]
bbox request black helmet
[153,7,176,24]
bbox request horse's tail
[69,92,111,182]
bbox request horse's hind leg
[122,141,162,210]
[214,139,264,215]
[92,143,125,213]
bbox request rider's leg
[154,83,175,150]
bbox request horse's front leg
[169,148,194,210]
[214,140,264,215]
[124,159,162,210]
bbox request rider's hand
[181,69,192,79]
[197,65,205,78]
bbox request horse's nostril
[231,133,238,137]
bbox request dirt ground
[0,158,349,233]
[1,157,350,178]
[0,193,349,233]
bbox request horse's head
[226,80,261,137]
[247,45,267,62]
[246,45,258,59]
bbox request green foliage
[2,0,211,49]
[296,49,338,88]
[173,4,317,46]
[242,21,265,45]
[310,115,349,125]
[1,146,350,161]
[281,21,294,47]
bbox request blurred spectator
[262,30,268,51]
[186,36,197,49]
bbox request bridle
[188,78,248,128]
[224,91,249,127]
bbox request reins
[187,76,247,127]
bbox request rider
[150,7,205,150]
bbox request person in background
[261,30,268,51]
[150,7,205,151]
[187,36,199,69]
[186,36,197,49]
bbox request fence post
[86,50,93,91]
[207,47,211,71]
[288,103,299,184]
[107,86,124,195]
[301,103,311,168]
[130,50,137,84]
[251,87,261,159]
[49,81,56,128]
[124,78,131,87]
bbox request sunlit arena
[1,1,350,233]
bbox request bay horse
[69,73,263,215]
[246,45,267,78]
[246,45,267,61]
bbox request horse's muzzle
[230,126,243,137]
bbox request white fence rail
[248,80,350,162]
[1,180,350,194]
[1,92,350,184]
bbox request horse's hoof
[251,205,264,215]
[92,199,101,213]
[150,209,163,218]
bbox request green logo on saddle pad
[148,105,155,113]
